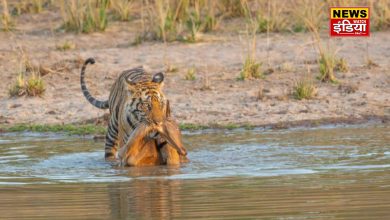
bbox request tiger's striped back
[80,58,167,160]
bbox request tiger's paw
[105,152,117,162]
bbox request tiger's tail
[80,58,109,109]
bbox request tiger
[80,58,186,162]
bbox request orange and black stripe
[80,58,167,160]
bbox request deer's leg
[160,144,181,165]
[118,123,154,166]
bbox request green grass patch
[1,123,257,135]
[179,123,209,131]
[1,124,106,135]
[224,123,240,130]
[179,123,255,131]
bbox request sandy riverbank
[0,11,389,128]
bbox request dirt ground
[0,11,389,127]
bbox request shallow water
[0,125,389,219]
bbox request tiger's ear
[152,72,164,84]
[126,76,137,86]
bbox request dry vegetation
[1,0,388,85]
[8,49,45,97]
[238,0,262,80]
[185,66,196,80]
[1,0,12,31]
[2,0,387,34]
[1,1,387,79]
[56,40,76,51]
[292,69,317,100]
[59,0,110,33]
[293,78,317,100]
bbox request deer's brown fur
[118,119,188,166]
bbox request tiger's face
[126,72,167,125]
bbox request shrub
[293,0,325,33]
[56,40,76,51]
[293,77,317,100]
[1,0,13,31]
[335,57,349,73]
[185,6,202,42]
[239,57,262,80]
[9,73,26,97]
[60,0,109,33]
[221,0,245,18]
[110,0,135,21]
[318,50,337,82]
[238,0,262,80]
[152,0,181,42]
[371,0,390,31]
[257,1,289,33]
[9,72,45,97]
[203,1,219,32]
[13,0,46,15]
[185,18,201,42]
[297,0,337,83]
[26,73,45,96]
[185,67,196,80]
[31,0,44,13]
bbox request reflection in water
[105,170,390,219]
[0,125,389,219]
[108,179,182,219]
[108,166,184,219]
[1,171,389,219]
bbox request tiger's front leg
[105,116,119,161]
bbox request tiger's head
[126,72,167,125]
[125,71,187,157]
